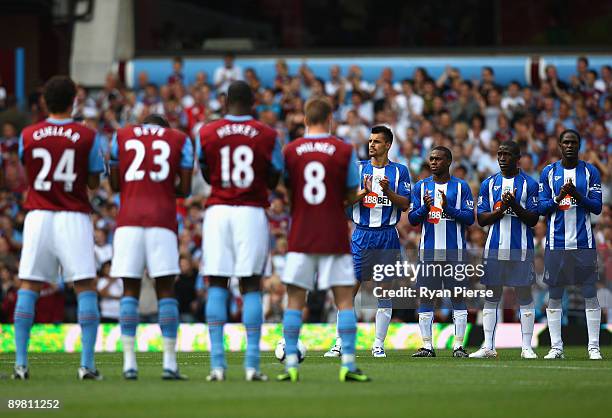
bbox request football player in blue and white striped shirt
[409,146,475,358]
[325,126,411,359]
[470,141,540,359]
[539,130,603,360]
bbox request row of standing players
[11,78,603,383]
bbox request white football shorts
[282,252,356,291]
[201,205,269,277]
[110,226,180,279]
[19,210,96,282]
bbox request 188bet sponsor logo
[427,206,450,224]
[363,192,392,208]
[558,194,577,211]
[493,201,516,216]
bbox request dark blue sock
[14,289,38,367]
[77,291,100,370]
[338,309,357,371]
[377,298,392,309]
[158,298,179,339]
[242,292,262,370]
[206,287,228,370]
[283,309,302,368]
[119,297,139,337]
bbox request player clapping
[539,130,603,360]
[470,141,540,359]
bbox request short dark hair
[43,75,76,114]
[578,56,589,66]
[483,66,494,75]
[172,56,183,64]
[227,81,254,107]
[143,114,170,127]
[371,125,393,144]
[432,145,452,162]
[304,97,332,125]
[559,129,581,143]
[471,113,485,126]
[498,140,520,157]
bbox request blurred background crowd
[0,54,611,327]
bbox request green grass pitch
[1,348,610,418]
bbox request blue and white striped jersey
[478,171,539,261]
[350,160,411,228]
[409,176,475,261]
[539,160,602,250]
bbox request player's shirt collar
[224,114,253,122]
[304,133,330,139]
[46,117,73,125]
[499,169,522,179]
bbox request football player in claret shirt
[325,125,411,359]
[539,129,603,360]
[197,81,283,381]
[408,146,475,358]
[14,76,105,380]
[280,97,369,382]
[470,141,540,359]
[109,114,193,380]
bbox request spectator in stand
[1,58,612,325]
[325,65,348,97]
[501,80,525,119]
[479,66,501,98]
[336,109,370,159]
[449,81,480,123]
[96,262,122,322]
[545,101,576,135]
[93,228,112,270]
[175,254,199,322]
[168,56,185,85]
[213,52,243,93]
[256,88,282,120]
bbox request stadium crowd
[1,55,611,326]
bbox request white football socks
[519,306,535,350]
[163,337,177,372]
[122,335,137,372]
[585,308,601,351]
[418,311,434,350]
[482,308,497,350]
[453,310,468,349]
[374,308,392,348]
[546,308,563,351]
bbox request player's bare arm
[266,169,282,190]
[477,203,507,227]
[87,172,101,190]
[109,165,120,192]
[344,186,358,206]
[175,168,192,197]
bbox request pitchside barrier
[0,323,610,353]
[122,55,612,90]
